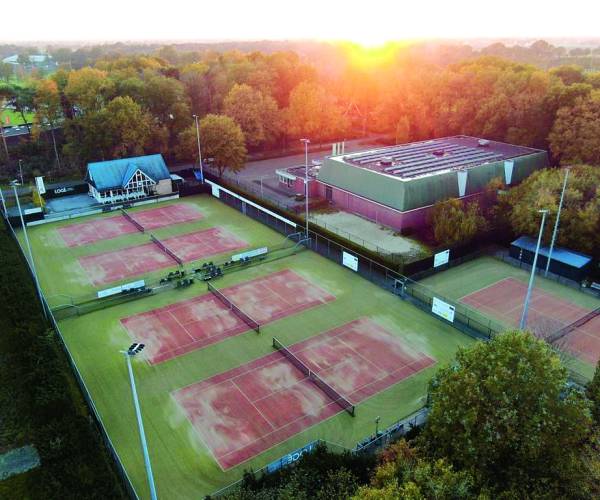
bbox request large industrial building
[278,136,548,232]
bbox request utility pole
[300,138,310,238]
[545,168,569,277]
[193,114,204,183]
[122,343,158,500]
[520,209,548,330]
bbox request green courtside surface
[419,255,600,378]
[16,195,474,498]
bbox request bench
[591,282,600,292]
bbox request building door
[325,186,332,201]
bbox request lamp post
[11,180,45,319]
[375,416,381,436]
[0,185,6,215]
[300,138,310,238]
[122,343,157,500]
[193,115,204,183]
[545,168,569,277]
[18,159,24,185]
[519,209,548,330]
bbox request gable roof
[85,154,170,191]
[511,236,592,269]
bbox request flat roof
[337,136,543,180]
[511,236,592,269]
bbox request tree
[506,166,600,257]
[176,114,246,176]
[65,67,114,114]
[588,362,600,426]
[354,440,475,499]
[102,96,152,158]
[548,92,600,165]
[423,330,592,496]
[285,81,348,145]
[430,199,487,246]
[0,62,13,83]
[223,83,281,148]
[33,79,63,170]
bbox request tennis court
[461,277,591,338]
[58,203,203,247]
[79,227,247,285]
[173,317,435,470]
[120,269,335,364]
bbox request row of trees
[430,165,600,261]
[224,331,600,499]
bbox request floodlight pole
[12,183,46,320]
[193,114,204,183]
[545,168,569,277]
[0,186,6,216]
[18,159,24,185]
[300,138,310,238]
[123,350,158,500]
[519,209,548,330]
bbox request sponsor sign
[35,176,46,195]
[97,280,145,299]
[231,247,268,262]
[342,251,358,272]
[433,249,450,268]
[432,297,455,323]
[211,184,220,198]
[266,441,319,474]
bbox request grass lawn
[0,107,34,126]
[17,194,474,498]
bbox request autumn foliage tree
[423,330,592,497]
[430,198,487,247]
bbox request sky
[2,0,599,45]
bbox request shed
[509,236,592,282]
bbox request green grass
[0,107,34,126]
[419,255,600,379]
[17,194,475,498]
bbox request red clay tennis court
[79,227,247,285]
[58,203,203,247]
[172,317,435,470]
[461,277,600,363]
[121,269,335,364]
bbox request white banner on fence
[211,184,220,198]
[432,297,455,323]
[433,249,450,268]
[97,279,145,299]
[35,176,46,195]
[342,251,358,272]
[232,247,268,262]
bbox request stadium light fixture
[193,114,204,184]
[121,343,157,500]
[545,168,569,277]
[300,138,310,238]
[10,180,46,319]
[519,209,548,330]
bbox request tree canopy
[423,330,592,497]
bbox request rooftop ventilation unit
[478,139,490,147]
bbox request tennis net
[272,337,355,416]
[547,306,600,345]
[150,235,183,266]
[207,281,260,333]
[121,209,144,233]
